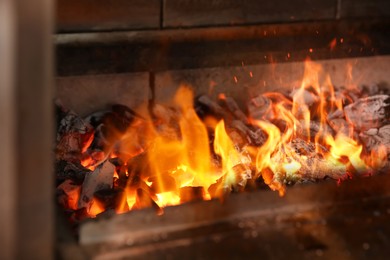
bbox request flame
[62,60,383,217]
[120,60,374,211]
[214,120,248,188]
[325,133,367,173]
[88,199,105,217]
[143,86,220,208]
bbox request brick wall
[57,0,390,33]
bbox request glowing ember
[56,60,389,219]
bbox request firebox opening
[51,1,390,259]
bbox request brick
[56,73,150,117]
[57,0,161,32]
[163,0,336,28]
[340,0,390,18]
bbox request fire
[144,86,219,208]
[59,59,387,219]
[88,199,105,217]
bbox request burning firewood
[283,139,346,181]
[344,95,390,131]
[55,78,390,223]
[196,94,266,147]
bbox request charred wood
[218,96,248,123]
[93,188,127,211]
[57,179,81,211]
[56,109,94,161]
[247,95,273,121]
[360,125,390,155]
[132,188,161,213]
[56,160,89,184]
[344,95,390,131]
[195,94,227,120]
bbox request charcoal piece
[55,100,70,132]
[56,109,94,161]
[332,86,362,106]
[111,104,144,128]
[227,120,266,147]
[230,163,252,189]
[127,153,151,179]
[218,96,248,123]
[96,209,117,219]
[71,207,89,222]
[85,104,145,153]
[360,83,390,97]
[268,139,347,185]
[295,120,334,141]
[78,160,115,209]
[195,94,227,120]
[248,95,273,121]
[344,95,390,131]
[261,168,286,196]
[328,118,350,132]
[290,88,319,107]
[360,125,390,154]
[132,188,161,213]
[57,109,93,141]
[112,164,129,190]
[94,188,126,210]
[109,157,124,167]
[207,177,229,201]
[151,104,181,139]
[56,160,89,184]
[179,186,205,203]
[327,109,344,120]
[208,157,252,198]
[57,179,81,210]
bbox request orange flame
[67,60,381,217]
